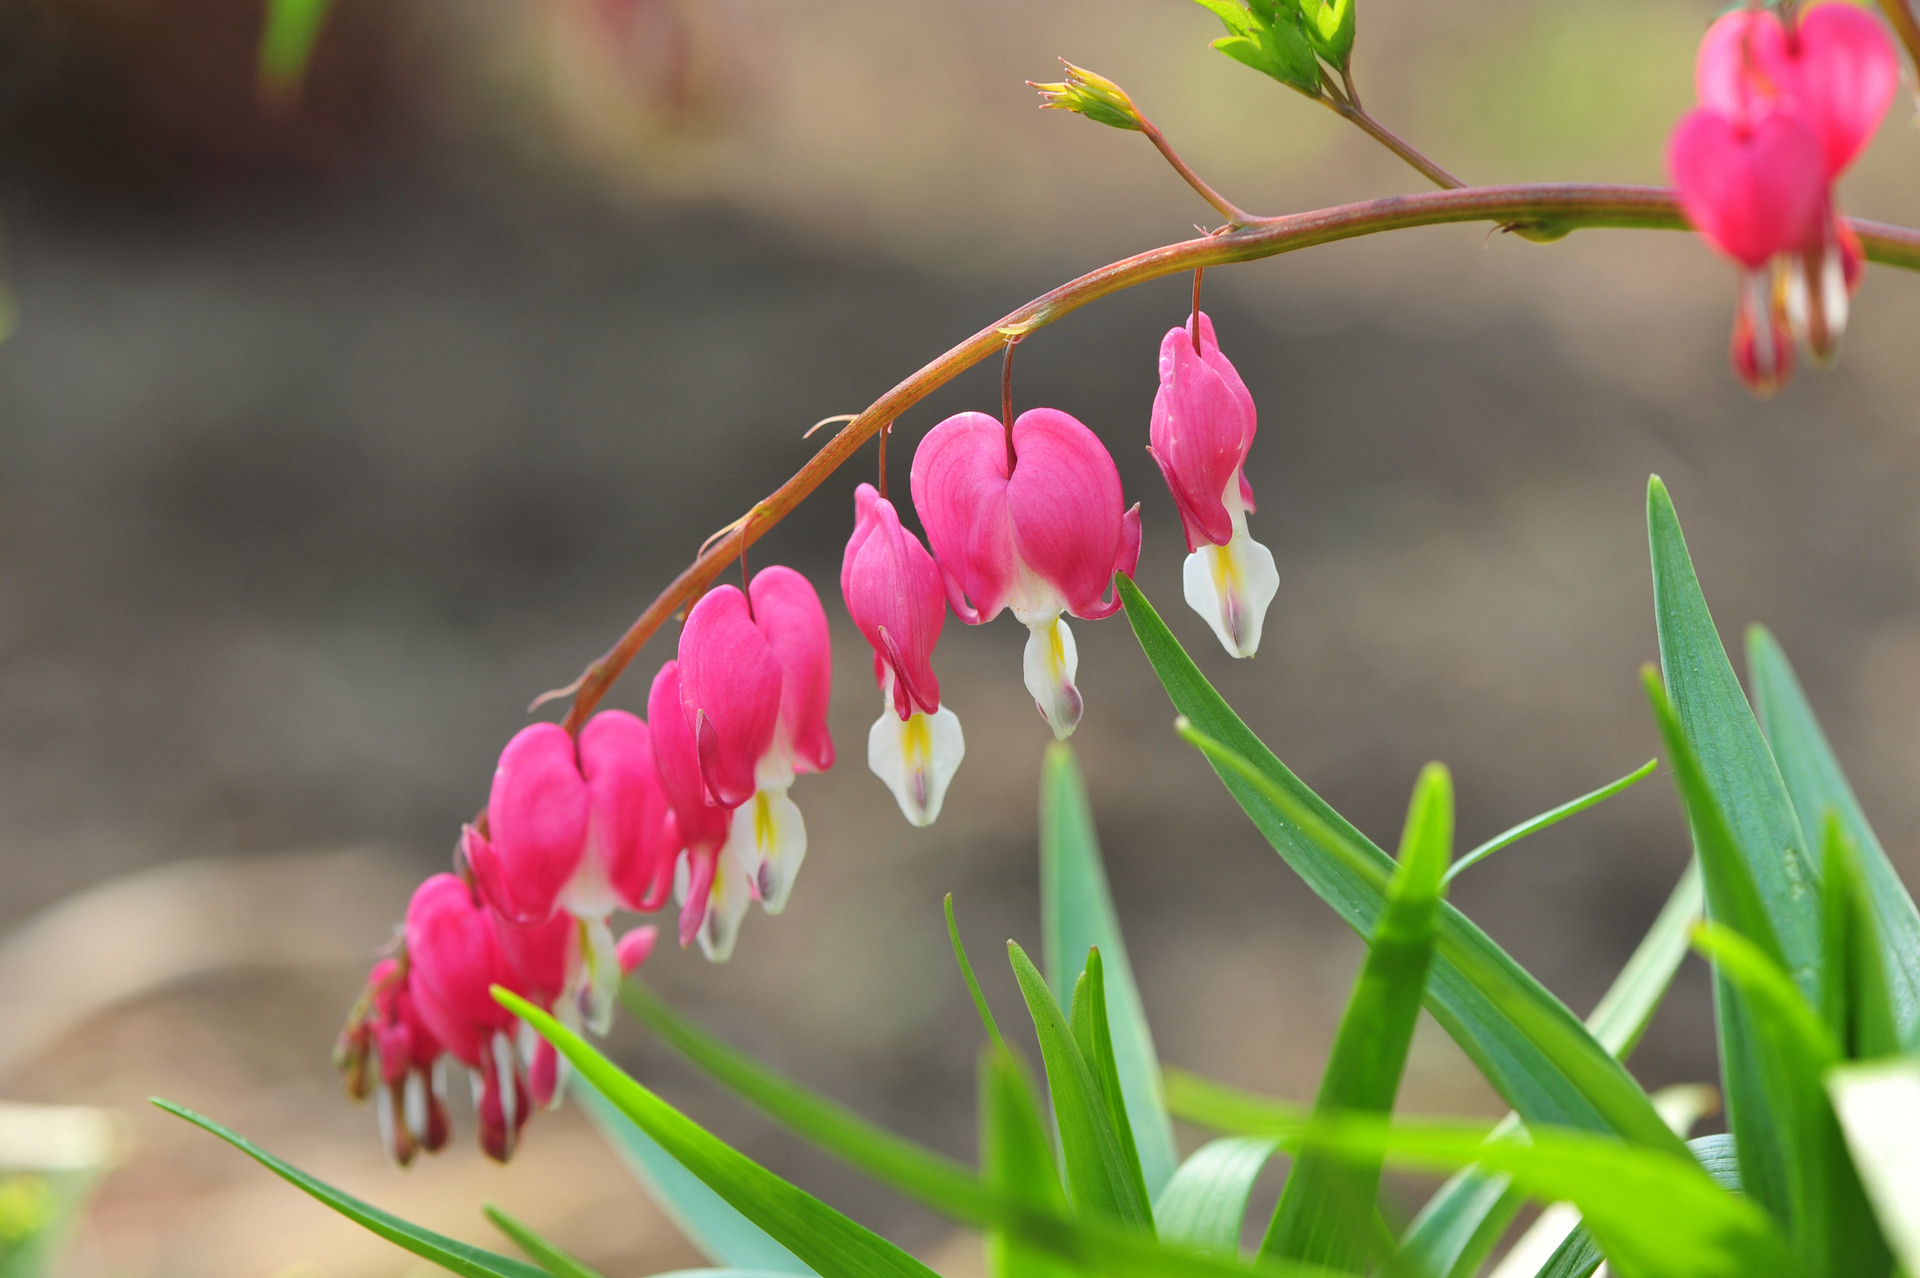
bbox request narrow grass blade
[948,894,1008,1052]
[1041,742,1178,1195]
[1121,576,1678,1156]
[485,1205,606,1278]
[1819,814,1902,1061]
[152,1098,549,1278]
[980,1045,1077,1278]
[1689,920,1888,1278]
[1168,708,1683,1161]
[1647,479,1820,994]
[1175,1103,1800,1278]
[1827,1055,1920,1275]
[1749,625,1920,1051]
[1396,861,1704,1278]
[620,983,984,1214]
[1263,764,1453,1271]
[1446,760,1657,884]
[574,1082,814,1275]
[498,993,943,1278]
[1154,1138,1281,1258]
[1008,942,1154,1230]
[1068,950,1153,1218]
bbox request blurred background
[2,0,1919,1272]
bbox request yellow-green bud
[1028,61,1142,132]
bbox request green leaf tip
[946,893,1007,1052]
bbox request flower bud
[1030,61,1142,131]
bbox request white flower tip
[868,703,966,827]
[1183,530,1279,659]
[696,846,752,962]
[1022,616,1083,739]
[725,787,807,916]
[577,916,620,1036]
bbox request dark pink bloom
[843,483,946,720]
[1668,104,1826,270]
[337,958,449,1167]
[678,586,783,810]
[1148,313,1280,658]
[841,482,966,826]
[911,408,1141,738]
[649,660,748,960]
[403,874,534,1163]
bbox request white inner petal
[577,914,620,1036]
[1022,614,1082,740]
[868,700,966,827]
[722,786,808,916]
[1183,474,1279,658]
[697,844,754,963]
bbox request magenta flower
[1676,4,1897,385]
[677,567,833,927]
[842,482,965,826]
[338,958,449,1167]
[911,408,1141,739]
[402,874,554,1162]
[461,711,677,1030]
[1148,312,1279,658]
[648,659,748,961]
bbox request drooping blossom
[649,659,747,960]
[1671,3,1897,389]
[461,711,678,1031]
[334,957,449,1167]
[675,567,834,935]
[911,408,1141,739]
[842,482,965,826]
[1149,311,1279,658]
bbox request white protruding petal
[1022,614,1082,740]
[868,702,965,827]
[403,1071,427,1138]
[695,844,754,963]
[375,1082,400,1163]
[1183,528,1280,658]
[724,786,808,916]
[577,915,620,1036]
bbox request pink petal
[1668,105,1826,268]
[1793,3,1899,177]
[677,845,718,948]
[647,661,733,851]
[484,723,591,924]
[1006,408,1129,618]
[1697,9,1792,123]
[404,873,511,1067]
[578,710,679,912]
[749,566,835,775]
[910,411,1017,624]
[616,925,659,974]
[1151,316,1255,551]
[842,483,945,718]
[679,585,783,809]
[491,909,574,1007]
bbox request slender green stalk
[555,186,1920,732]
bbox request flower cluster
[335,307,1278,1163]
[1667,2,1897,396]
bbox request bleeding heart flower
[1148,312,1280,658]
[911,408,1141,739]
[649,659,750,961]
[842,482,965,826]
[336,958,450,1168]
[1669,104,1826,270]
[461,711,677,1031]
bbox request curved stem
[1137,115,1250,224]
[556,184,1920,732]
[1325,95,1464,190]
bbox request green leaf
[485,1205,607,1278]
[1647,479,1820,995]
[496,994,944,1278]
[949,894,1009,1053]
[1112,598,1683,1160]
[1642,664,1808,1230]
[1164,1094,1801,1278]
[1395,861,1703,1278]
[1041,743,1177,1195]
[1688,920,1888,1277]
[1527,1135,1744,1278]
[152,1098,550,1278]
[1300,0,1355,70]
[621,983,986,1215]
[1826,1055,1920,1275]
[1154,1138,1282,1258]
[1068,951,1155,1219]
[1818,815,1901,1060]
[1191,0,1322,94]
[981,1045,1079,1278]
[1446,760,1657,885]
[594,992,1327,1278]
[258,0,333,94]
[1263,763,1452,1271]
[1007,942,1155,1230]
[1749,624,1920,1052]
[574,1083,815,1275]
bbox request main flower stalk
[555,183,1920,733]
